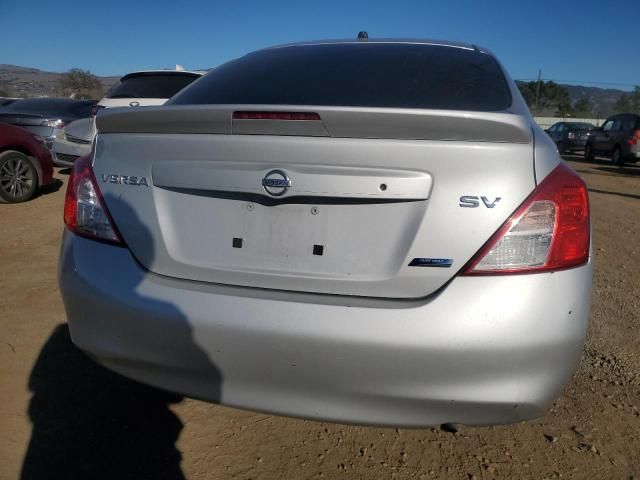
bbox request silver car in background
[59,39,592,427]
[51,117,95,167]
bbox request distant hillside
[562,84,627,117]
[0,64,120,99]
[515,80,626,117]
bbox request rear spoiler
[96,105,533,143]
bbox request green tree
[0,84,12,97]
[573,98,593,117]
[613,86,640,114]
[57,68,103,99]
[517,81,572,116]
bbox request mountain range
[560,84,628,118]
[0,64,119,98]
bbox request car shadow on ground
[21,195,223,480]
[593,166,640,177]
[561,153,610,166]
[562,154,640,176]
[37,178,63,197]
[20,325,187,480]
[588,188,640,201]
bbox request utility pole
[534,69,542,116]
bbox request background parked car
[51,118,94,167]
[0,97,18,107]
[0,123,54,202]
[96,69,204,111]
[584,113,640,164]
[0,98,96,149]
[52,69,204,167]
[545,121,594,154]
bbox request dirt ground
[1,155,639,480]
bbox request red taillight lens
[64,155,124,245]
[628,129,640,145]
[233,111,321,121]
[462,162,589,275]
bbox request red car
[0,123,54,202]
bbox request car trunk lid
[94,106,535,298]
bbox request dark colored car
[584,113,640,164]
[0,123,55,202]
[0,97,18,107]
[545,122,595,154]
[0,98,96,149]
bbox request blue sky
[1,0,637,90]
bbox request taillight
[64,155,124,245]
[233,111,321,121]
[41,119,65,128]
[462,163,589,275]
[628,129,640,145]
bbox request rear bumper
[52,151,80,168]
[52,137,90,167]
[59,232,592,427]
[560,139,587,150]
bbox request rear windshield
[170,43,512,111]
[106,73,200,99]
[567,123,594,129]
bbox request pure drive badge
[408,258,453,268]
[101,174,149,186]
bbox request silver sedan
[59,38,592,427]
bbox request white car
[51,117,95,166]
[52,69,204,167]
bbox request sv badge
[459,196,502,208]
